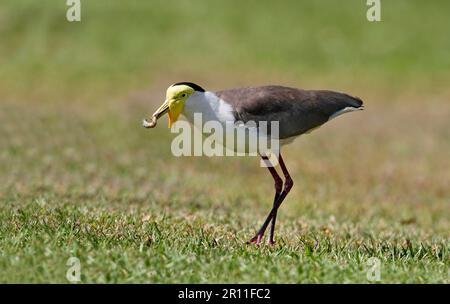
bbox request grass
[0,1,449,283]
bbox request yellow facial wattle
[168,100,184,128]
[164,85,194,128]
[148,84,195,129]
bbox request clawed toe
[247,235,263,245]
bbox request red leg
[248,155,283,245]
[267,154,293,245]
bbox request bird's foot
[247,234,263,245]
[267,239,276,246]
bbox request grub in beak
[142,102,170,129]
[142,116,157,128]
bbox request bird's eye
[181,93,187,98]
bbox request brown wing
[215,85,363,139]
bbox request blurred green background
[1,0,450,103]
[0,1,448,283]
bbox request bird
[143,82,364,245]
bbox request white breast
[182,92,276,155]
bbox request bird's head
[144,82,205,128]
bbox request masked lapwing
[143,82,364,245]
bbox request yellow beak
[150,99,184,128]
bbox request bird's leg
[248,156,283,245]
[267,153,293,245]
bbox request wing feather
[215,85,363,139]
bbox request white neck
[183,91,235,126]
